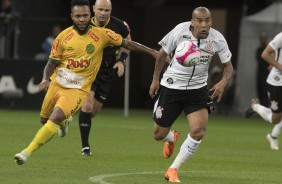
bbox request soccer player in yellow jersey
[14,0,158,165]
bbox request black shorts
[153,86,213,128]
[91,67,117,103]
[267,84,282,113]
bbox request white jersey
[267,32,282,86]
[159,22,232,90]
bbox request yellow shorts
[40,82,88,119]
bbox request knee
[153,130,167,141]
[272,118,281,124]
[190,127,206,140]
[271,114,282,124]
[82,102,92,113]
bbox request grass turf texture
[1,109,282,184]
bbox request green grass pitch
[1,108,282,184]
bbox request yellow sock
[25,120,59,155]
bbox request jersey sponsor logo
[66,58,90,69]
[106,30,119,41]
[183,35,191,39]
[86,44,95,54]
[64,32,75,43]
[67,47,74,51]
[56,68,85,89]
[199,55,212,63]
[88,31,99,42]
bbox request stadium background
[0,0,272,111]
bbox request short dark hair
[71,0,90,10]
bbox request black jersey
[91,16,130,68]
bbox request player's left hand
[113,61,125,77]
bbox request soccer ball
[175,41,200,67]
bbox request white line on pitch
[88,170,268,184]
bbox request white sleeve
[269,32,282,50]
[217,34,232,63]
[158,26,180,55]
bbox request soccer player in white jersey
[245,32,282,151]
[149,7,233,183]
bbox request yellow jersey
[49,25,124,93]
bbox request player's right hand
[149,79,159,99]
[39,80,50,92]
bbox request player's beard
[73,21,90,35]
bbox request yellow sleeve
[103,29,123,47]
[49,34,64,61]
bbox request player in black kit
[78,0,131,156]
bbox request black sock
[79,111,92,149]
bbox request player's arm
[114,34,132,77]
[209,61,233,102]
[39,60,57,92]
[117,34,131,64]
[149,48,167,99]
[118,21,131,64]
[122,39,158,59]
[262,45,282,71]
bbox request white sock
[162,130,174,143]
[253,104,272,123]
[170,134,201,169]
[271,120,282,138]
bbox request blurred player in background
[245,32,282,151]
[255,33,270,107]
[76,0,131,156]
[14,0,158,165]
[149,7,233,182]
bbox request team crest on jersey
[106,30,119,41]
[204,38,214,53]
[155,106,164,119]
[274,76,280,81]
[86,44,95,54]
[270,100,279,111]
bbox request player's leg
[79,91,95,155]
[170,108,207,167]
[252,85,282,123]
[266,86,282,150]
[78,67,114,156]
[165,86,210,183]
[152,87,182,158]
[267,118,282,150]
[152,87,183,182]
[249,99,273,122]
[15,85,87,165]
